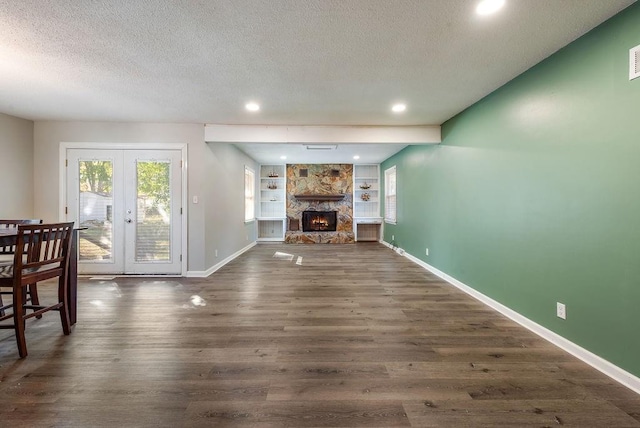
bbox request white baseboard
[186,241,257,277]
[382,240,407,256]
[381,240,640,395]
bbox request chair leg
[28,283,42,319]
[58,276,71,335]
[13,285,28,358]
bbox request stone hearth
[285,231,355,244]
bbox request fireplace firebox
[302,211,337,232]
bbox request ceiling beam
[204,124,441,144]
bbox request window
[384,165,397,224]
[244,166,255,222]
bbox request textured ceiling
[1,1,636,163]
[0,0,635,127]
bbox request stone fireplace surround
[284,164,356,244]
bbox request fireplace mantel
[294,194,345,201]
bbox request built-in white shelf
[353,164,382,241]
[258,164,286,241]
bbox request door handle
[125,218,133,223]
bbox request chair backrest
[0,220,43,254]
[13,222,74,286]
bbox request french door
[66,148,183,275]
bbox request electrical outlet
[215,249,218,258]
[557,302,566,320]
[392,235,395,241]
[425,248,429,256]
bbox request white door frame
[59,142,188,276]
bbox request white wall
[32,121,260,274]
[33,121,207,270]
[0,113,34,217]
[204,142,258,267]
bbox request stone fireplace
[284,164,356,244]
[302,210,337,232]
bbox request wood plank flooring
[0,243,639,427]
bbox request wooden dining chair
[0,219,43,313]
[0,222,74,358]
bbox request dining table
[0,227,81,325]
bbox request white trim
[205,124,441,144]
[61,142,187,150]
[384,165,397,223]
[381,240,640,396]
[59,142,189,276]
[186,241,257,278]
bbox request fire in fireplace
[302,210,338,232]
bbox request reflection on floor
[272,251,295,261]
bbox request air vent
[630,45,640,81]
[305,145,337,150]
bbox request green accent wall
[382,3,640,377]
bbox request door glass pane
[78,160,113,261]
[136,160,171,262]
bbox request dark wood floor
[1,243,639,427]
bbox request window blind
[385,166,397,223]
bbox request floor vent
[630,45,640,81]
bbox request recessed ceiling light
[280,155,287,160]
[391,103,406,113]
[476,0,505,16]
[353,155,360,160]
[245,102,260,112]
